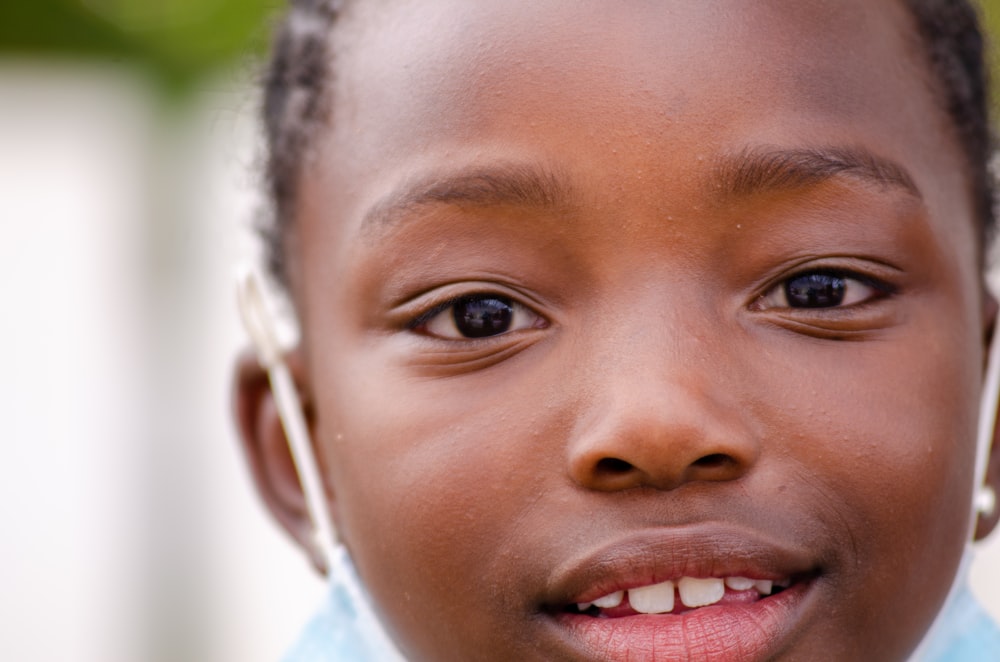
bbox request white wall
[0,63,320,662]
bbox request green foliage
[0,0,279,94]
[6,0,1000,109]
[982,0,1000,112]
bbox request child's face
[282,1,992,660]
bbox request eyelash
[755,269,896,311]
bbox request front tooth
[678,577,725,608]
[628,580,675,614]
[576,602,593,611]
[724,576,755,591]
[592,591,624,609]
[753,580,773,596]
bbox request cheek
[314,354,556,651]
[749,317,981,637]
[775,337,977,525]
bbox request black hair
[261,0,341,284]
[903,0,995,249]
[261,0,994,285]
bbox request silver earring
[975,485,996,518]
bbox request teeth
[592,591,624,609]
[576,590,625,612]
[578,576,789,615]
[677,577,725,608]
[724,576,755,591]
[628,580,675,614]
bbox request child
[234,0,1000,659]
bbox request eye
[416,294,545,339]
[758,270,888,310]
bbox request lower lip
[552,582,812,662]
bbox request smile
[543,526,821,662]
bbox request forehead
[329,0,928,153]
[298,0,974,275]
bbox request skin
[236,0,1000,659]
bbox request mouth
[542,527,820,662]
[564,573,800,617]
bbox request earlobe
[233,348,330,573]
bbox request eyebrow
[361,146,919,231]
[713,146,921,200]
[362,163,570,230]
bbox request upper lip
[542,523,818,607]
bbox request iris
[452,296,515,337]
[784,273,846,308]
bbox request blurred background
[2,1,1000,661]
[0,2,320,661]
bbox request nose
[567,353,759,493]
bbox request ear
[975,294,1000,540]
[233,348,329,573]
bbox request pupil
[453,296,514,337]
[785,273,846,308]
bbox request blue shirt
[921,585,1000,662]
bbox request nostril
[595,457,634,474]
[693,453,730,469]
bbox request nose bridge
[567,302,758,492]
[587,282,719,400]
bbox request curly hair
[260,0,995,285]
